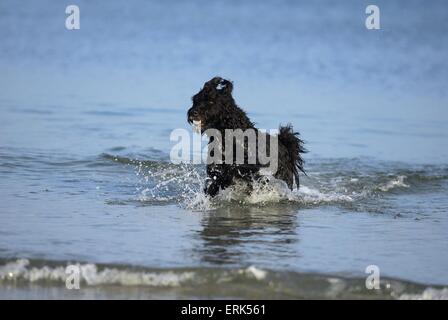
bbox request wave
[0,258,446,299]
[0,258,195,287]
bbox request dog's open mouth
[192,120,202,133]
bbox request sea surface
[0,0,448,299]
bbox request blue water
[1,0,448,299]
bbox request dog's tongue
[192,120,202,133]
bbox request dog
[187,77,306,197]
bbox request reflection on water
[196,205,299,265]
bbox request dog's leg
[205,164,233,197]
[204,181,220,197]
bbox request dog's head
[187,77,234,133]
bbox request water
[1,0,448,299]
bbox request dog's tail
[278,124,307,188]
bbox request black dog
[187,77,306,197]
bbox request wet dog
[187,77,306,197]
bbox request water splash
[102,154,448,211]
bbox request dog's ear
[216,79,233,95]
[203,77,219,97]
[204,77,233,97]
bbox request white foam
[298,185,354,204]
[378,175,409,192]
[241,266,268,280]
[212,175,354,205]
[173,173,357,210]
[399,287,448,300]
[0,259,272,288]
[0,259,194,287]
[0,259,67,283]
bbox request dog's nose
[188,110,198,122]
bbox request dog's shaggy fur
[187,77,306,197]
